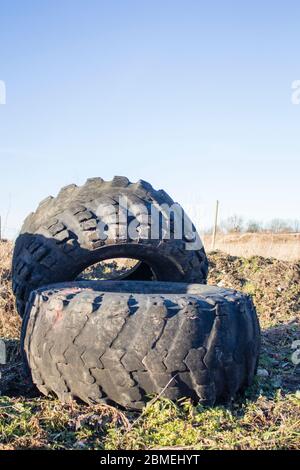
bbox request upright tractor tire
[22,281,260,410]
[12,177,208,316]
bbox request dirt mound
[208,251,300,394]
[208,251,300,327]
[0,241,20,338]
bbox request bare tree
[268,218,293,233]
[291,219,300,233]
[221,215,244,233]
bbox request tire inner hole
[77,258,156,281]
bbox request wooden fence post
[211,200,219,251]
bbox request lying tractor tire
[12,177,208,316]
[21,281,260,410]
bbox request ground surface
[0,240,299,450]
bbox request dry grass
[203,232,300,261]
[0,241,20,339]
[0,240,300,450]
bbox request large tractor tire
[12,177,208,316]
[21,281,260,410]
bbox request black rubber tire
[21,281,260,410]
[12,177,208,317]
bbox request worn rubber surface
[13,177,208,316]
[22,281,260,410]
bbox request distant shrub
[246,220,262,233]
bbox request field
[203,232,300,261]
[0,238,300,450]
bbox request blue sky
[0,0,299,238]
